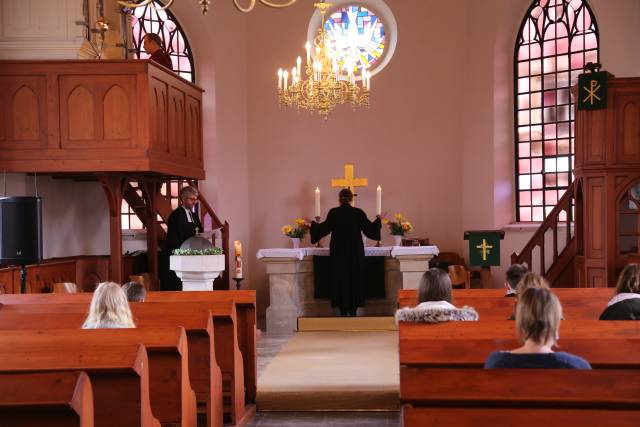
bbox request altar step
[297,316,397,332]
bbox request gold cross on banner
[331,163,368,206]
[476,239,493,261]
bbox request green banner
[468,232,502,267]
[578,71,608,110]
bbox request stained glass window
[324,5,385,74]
[128,1,195,83]
[515,0,598,221]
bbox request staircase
[123,179,230,289]
[511,181,579,287]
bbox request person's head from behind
[505,263,528,290]
[516,287,562,347]
[142,33,164,54]
[615,263,640,295]
[180,186,199,210]
[122,281,146,303]
[418,268,452,303]
[338,188,353,206]
[83,282,135,328]
[515,272,549,296]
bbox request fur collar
[395,303,479,323]
[607,292,640,307]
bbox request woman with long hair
[82,282,136,329]
[600,263,640,320]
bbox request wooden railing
[511,181,578,285]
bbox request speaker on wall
[0,196,43,265]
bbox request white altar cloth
[256,245,439,260]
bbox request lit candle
[283,70,288,91]
[305,42,311,64]
[234,240,243,279]
[376,185,382,216]
[277,68,283,89]
[297,56,302,75]
[314,187,320,218]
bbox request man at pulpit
[311,189,382,317]
[165,186,202,290]
[142,33,173,70]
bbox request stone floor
[248,332,400,427]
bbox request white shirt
[183,207,194,223]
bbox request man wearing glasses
[166,186,203,290]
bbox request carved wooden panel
[59,75,136,148]
[0,76,47,149]
[585,177,605,258]
[150,77,168,152]
[186,95,202,161]
[586,109,607,164]
[586,267,606,288]
[26,260,76,293]
[615,96,640,163]
[168,87,185,156]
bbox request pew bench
[401,368,640,427]
[0,343,159,427]
[0,371,93,427]
[0,327,197,427]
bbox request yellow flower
[382,218,389,225]
[402,223,410,231]
[394,213,403,220]
[281,225,293,235]
[295,218,306,226]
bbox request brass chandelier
[277,1,371,118]
[117,0,297,15]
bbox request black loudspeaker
[0,196,43,265]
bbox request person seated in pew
[485,287,591,369]
[504,263,528,297]
[122,281,146,303]
[395,269,478,323]
[600,263,640,320]
[508,272,550,320]
[82,282,136,329]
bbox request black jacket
[599,297,640,320]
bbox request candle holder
[375,241,381,247]
[233,277,244,290]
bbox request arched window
[514,0,598,221]
[128,1,195,83]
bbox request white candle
[376,185,382,216]
[283,70,288,91]
[277,68,282,89]
[314,187,320,217]
[305,42,311,64]
[234,240,243,279]
[297,56,302,75]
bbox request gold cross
[476,239,493,261]
[583,79,602,105]
[331,163,368,206]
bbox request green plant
[172,248,224,256]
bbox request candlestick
[283,70,288,91]
[297,56,302,74]
[314,187,320,218]
[233,277,244,290]
[376,185,382,216]
[277,68,282,89]
[305,42,311,64]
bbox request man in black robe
[310,188,381,316]
[165,185,202,290]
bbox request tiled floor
[249,332,400,427]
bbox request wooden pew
[0,371,93,427]
[0,343,160,427]
[0,289,258,406]
[0,302,228,427]
[401,368,640,427]
[0,328,197,427]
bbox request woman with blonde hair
[507,272,550,320]
[485,287,590,369]
[82,282,136,329]
[600,263,640,320]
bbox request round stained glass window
[323,5,386,75]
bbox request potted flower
[170,243,225,291]
[383,213,413,246]
[281,218,310,248]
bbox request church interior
[1,0,640,426]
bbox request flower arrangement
[281,218,311,238]
[172,248,224,256]
[383,213,413,236]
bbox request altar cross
[331,163,368,205]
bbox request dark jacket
[599,297,640,320]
